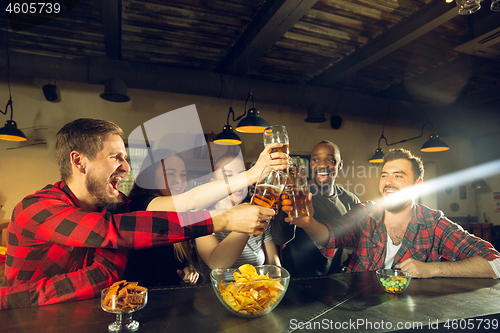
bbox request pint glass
[263,125,289,155]
[284,157,310,218]
[251,168,288,209]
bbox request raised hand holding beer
[251,167,288,210]
[263,125,289,155]
[249,142,290,183]
[282,191,315,230]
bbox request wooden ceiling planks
[0,0,497,120]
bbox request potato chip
[218,264,284,315]
[238,264,257,276]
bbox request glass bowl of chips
[210,264,290,317]
[101,281,148,332]
[376,269,412,294]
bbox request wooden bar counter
[1,271,500,333]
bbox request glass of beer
[251,167,288,209]
[284,157,310,218]
[263,125,289,155]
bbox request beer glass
[263,125,289,155]
[251,167,288,209]
[284,157,310,218]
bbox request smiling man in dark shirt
[272,141,359,277]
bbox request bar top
[2,271,500,333]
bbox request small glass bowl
[101,287,148,332]
[376,269,412,294]
[210,265,290,317]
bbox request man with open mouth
[1,118,284,310]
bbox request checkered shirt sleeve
[1,182,213,309]
[1,247,127,309]
[319,202,373,260]
[318,202,500,273]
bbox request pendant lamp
[235,92,269,133]
[368,121,449,163]
[0,99,27,141]
[214,107,242,145]
[0,59,27,142]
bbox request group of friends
[1,118,499,310]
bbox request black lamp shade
[304,108,327,123]
[368,148,384,164]
[214,125,242,145]
[235,108,269,133]
[0,120,27,141]
[471,178,487,189]
[421,133,449,152]
[100,78,131,102]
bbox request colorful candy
[379,276,408,293]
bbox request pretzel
[102,280,146,311]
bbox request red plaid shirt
[320,202,500,273]
[0,181,213,309]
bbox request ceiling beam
[219,0,318,75]
[309,0,458,86]
[0,51,425,124]
[376,55,500,105]
[100,0,122,60]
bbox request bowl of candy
[376,269,412,294]
[210,264,290,317]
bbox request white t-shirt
[384,234,401,269]
[384,234,500,278]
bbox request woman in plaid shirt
[1,118,281,310]
[283,148,500,278]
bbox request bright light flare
[378,159,500,210]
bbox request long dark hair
[129,149,197,268]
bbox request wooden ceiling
[1,0,499,136]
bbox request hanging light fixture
[369,148,385,164]
[214,107,242,145]
[420,132,449,152]
[304,108,327,123]
[368,121,449,163]
[471,178,487,189]
[0,99,27,141]
[100,78,131,102]
[0,50,27,142]
[235,92,269,133]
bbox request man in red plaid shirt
[283,148,500,278]
[1,118,277,310]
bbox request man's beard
[381,186,412,212]
[86,171,123,211]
